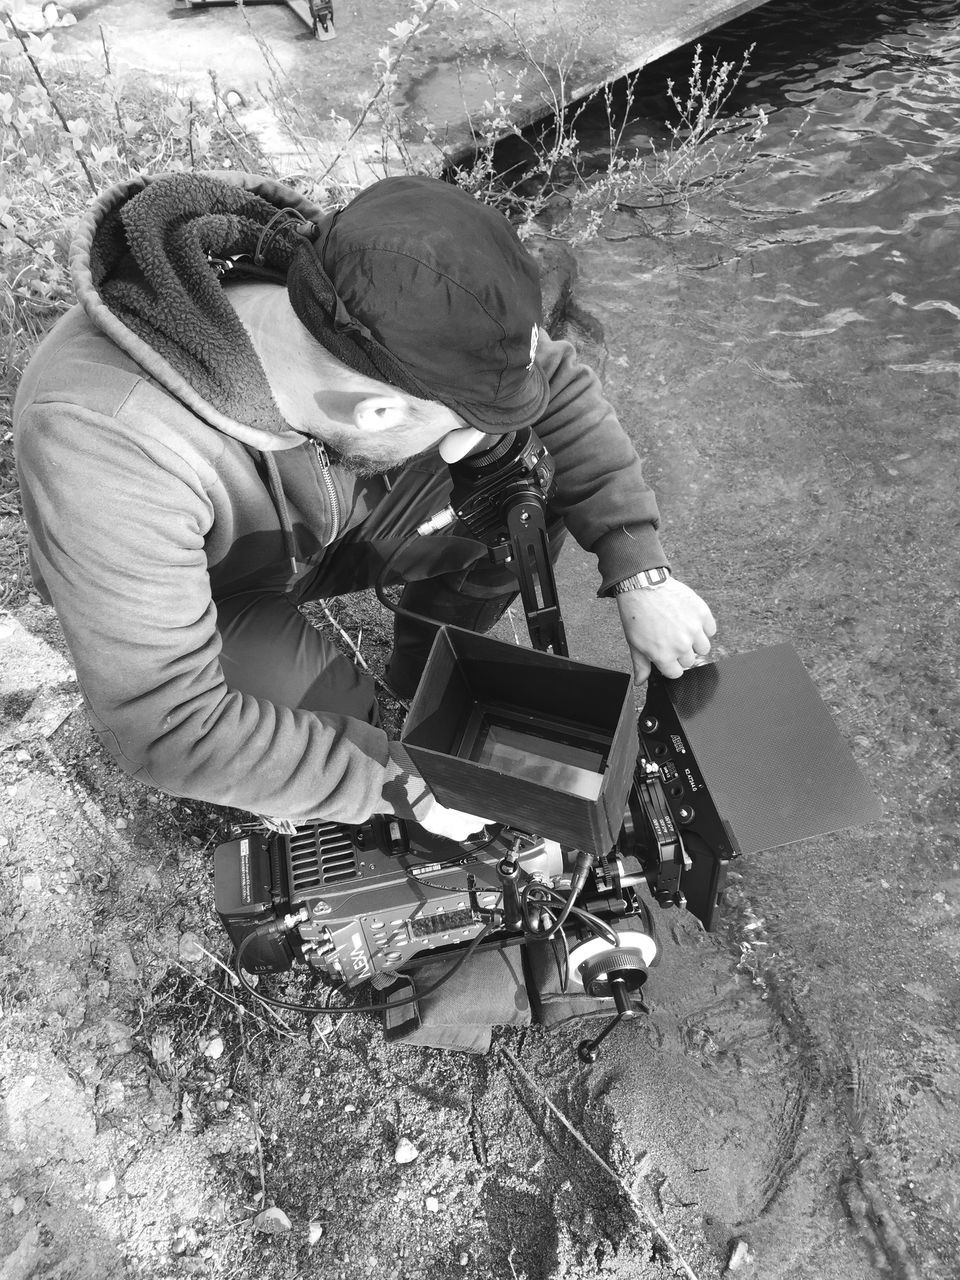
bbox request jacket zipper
[314,439,341,545]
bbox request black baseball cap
[286,176,549,432]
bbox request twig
[317,602,408,709]
[236,998,268,1205]
[99,27,132,169]
[187,97,196,171]
[9,21,98,195]
[499,1047,704,1280]
[319,602,370,671]
[316,0,443,185]
[173,959,298,1038]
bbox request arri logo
[348,930,370,979]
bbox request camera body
[214,662,738,991]
[215,643,880,1015]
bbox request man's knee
[217,590,379,724]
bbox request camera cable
[233,921,496,1019]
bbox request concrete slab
[55,0,772,169]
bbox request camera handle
[577,978,636,1064]
[500,491,568,656]
[432,429,568,657]
[577,958,650,1063]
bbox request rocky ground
[0,592,744,1280]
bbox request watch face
[616,568,669,592]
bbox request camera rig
[215,430,881,1059]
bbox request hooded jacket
[13,171,666,823]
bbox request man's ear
[353,395,409,434]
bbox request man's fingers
[632,651,653,684]
[702,605,718,637]
[692,634,712,657]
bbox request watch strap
[612,567,671,593]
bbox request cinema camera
[215,431,881,1060]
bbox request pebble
[425,1196,439,1213]
[726,1238,753,1272]
[10,1195,26,1216]
[111,943,138,982]
[178,932,205,964]
[394,1138,419,1165]
[308,1221,324,1245]
[171,1226,199,1254]
[253,1206,292,1235]
[201,1034,224,1060]
[14,750,31,763]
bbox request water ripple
[577,1,960,369]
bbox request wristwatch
[612,567,671,594]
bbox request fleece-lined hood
[70,170,324,452]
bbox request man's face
[310,394,469,476]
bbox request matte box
[401,627,638,855]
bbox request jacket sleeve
[533,333,668,593]
[15,401,393,823]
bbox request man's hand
[616,578,717,682]
[411,794,492,841]
[379,741,490,840]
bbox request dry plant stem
[236,1003,268,1205]
[173,959,298,1038]
[208,71,263,172]
[99,28,131,169]
[234,0,311,161]
[319,603,371,672]
[317,602,408,709]
[317,0,443,185]
[9,21,98,195]
[499,1046,704,1280]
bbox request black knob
[581,950,648,1000]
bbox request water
[536,6,960,1277]
[576,0,960,378]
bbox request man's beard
[326,446,394,477]
[324,436,434,478]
